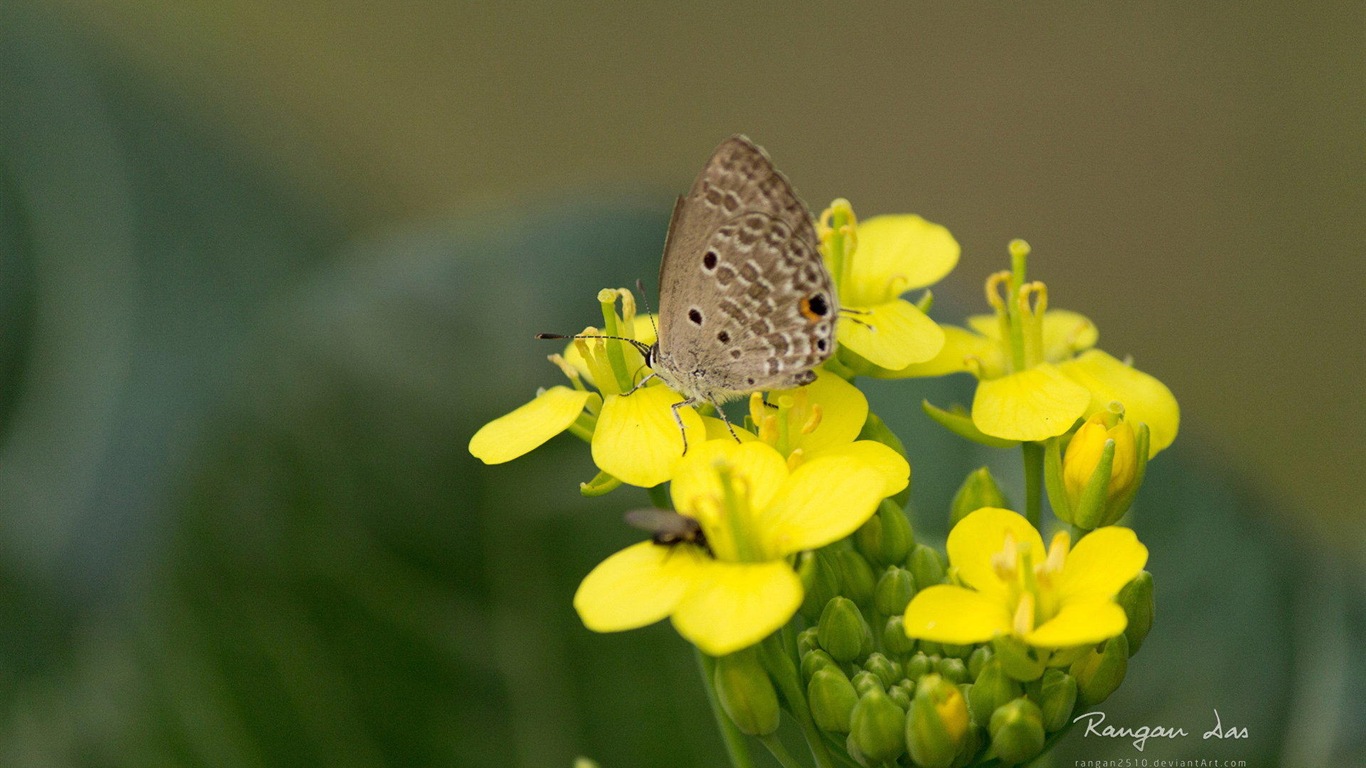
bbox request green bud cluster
[792,538,1124,766]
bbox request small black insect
[624,508,711,555]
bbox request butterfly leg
[670,396,697,455]
[709,398,742,444]
[623,371,658,397]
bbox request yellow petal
[870,325,1002,379]
[757,458,885,557]
[843,214,959,306]
[1025,600,1128,648]
[768,369,866,454]
[592,386,705,487]
[903,585,1012,644]
[947,507,1044,596]
[1041,311,1099,362]
[1056,350,1180,455]
[808,441,910,498]
[837,299,946,370]
[671,560,803,656]
[972,364,1090,442]
[671,441,788,538]
[468,386,591,464]
[574,541,706,632]
[702,416,757,443]
[1055,526,1148,604]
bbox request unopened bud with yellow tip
[1048,409,1150,529]
[904,674,969,768]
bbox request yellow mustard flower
[575,440,885,655]
[903,507,1147,648]
[819,200,958,371]
[882,241,1178,453]
[468,289,705,488]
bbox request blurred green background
[0,2,1361,766]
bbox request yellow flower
[885,241,1179,454]
[468,289,705,488]
[574,441,885,655]
[903,507,1147,648]
[704,369,910,498]
[819,201,958,371]
[1063,413,1139,508]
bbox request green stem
[1023,441,1044,529]
[696,650,757,768]
[761,633,836,768]
[758,734,808,768]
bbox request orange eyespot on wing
[798,293,830,322]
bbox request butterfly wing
[654,137,837,397]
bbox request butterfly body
[648,136,838,417]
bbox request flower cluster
[470,201,1174,768]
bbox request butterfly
[543,135,839,453]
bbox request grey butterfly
[539,135,839,452]
[644,135,839,448]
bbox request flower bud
[859,412,913,507]
[1056,413,1149,529]
[801,649,837,683]
[992,635,1045,682]
[856,500,916,568]
[1070,633,1129,706]
[905,674,969,768]
[882,616,917,659]
[1117,570,1155,655]
[908,543,946,589]
[835,548,878,607]
[797,626,821,657]
[864,653,903,690]
[874,566,917,617]
[798,550,843,623]
[851,670,884,697]
[808,666,860,734]
[887,683,912,711]
[918,640,942,658]
[988,698,1046,765]
[936,657,969,685]
[968,646,993,679]
[1031,669,1077,733]
[713,650,780,736]
[819,597,874,663]
[850,687,907,764]
[941,642,972,659]
[968,658,1022,727]
[904,652,934,681]
[950,467,1009,530]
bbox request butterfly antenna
[635,278,660,340]
[837,307,874,330]
[536,332,653,358]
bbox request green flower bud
[1117,570,1155,656]
[905,674,969,768]
[908,543,947,588]
[1044,644,1091,669]
[713,650,780,736]
[851,670,884,697]
[798,550,843,623]
[835,548,878,607]
[797,626,821,657]
[988,698,1046,765]
[856,500,916,568]
[859,412,913,507]
[1071,633,1129,706]
[936,657,969,685]
[887,684,912,711]
[850,687,907,764]
[808,666,860,734]
[918,640,943,658]
[968,658,1023,727]
[950,467,1009,530]
[968,646,993,679]
[904,652,934,681]
[1031,669,1078,733]
[882,616,917,659]
[941,642,972,659]
[874,566,917,617]
[819,597,873,664]
[801,649,837,683]
[992,635,1045,682]
[864,653,903,689]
